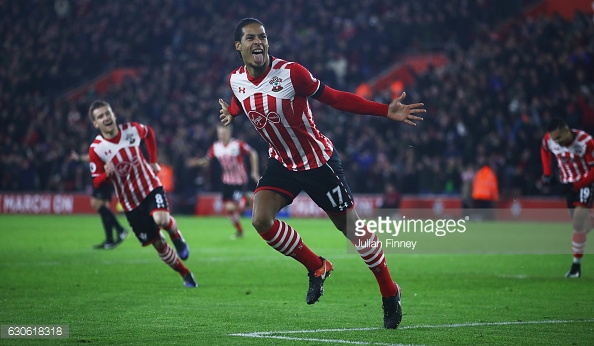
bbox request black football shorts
[222,183,247,203]
[92,183,114,201]
[256,149,354,214]
[566,183,594,210]
[124,186,170,246]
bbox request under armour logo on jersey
[269,76,283,92]
[238,87,246,94]
[104,150,112,156]
[248,110,281,129]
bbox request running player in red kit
[187,124,260,238]
[219,18,426,329]
[88,100,197,287]
[541,117,593,278]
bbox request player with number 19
[540,117,594,278]
[87,100,198,288]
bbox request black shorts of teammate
[222,183,247,204]
[566,183,594,215]
[124,186,170,246]
[92,184,113,201]
[256,149,354,214]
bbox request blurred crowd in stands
[2,0,593,212]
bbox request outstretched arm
[314,84,425,126]
[186,156,211,168]
[71,151,90,162]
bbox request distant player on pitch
[540,117,593,278]
[70,151,129,249]
[187,124,260,238]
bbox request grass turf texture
[0,215,592,345]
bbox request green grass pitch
[0,215,592,345]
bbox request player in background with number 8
[541,117,594,278]
[88,100,198,288]
[219,18,426,329]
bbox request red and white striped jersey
[228,57,334,171]
[542,129,594,183]
[89,122,161,212]
[208,139,251,185]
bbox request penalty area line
[229,319,594,345]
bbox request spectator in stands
[2,0,592,206]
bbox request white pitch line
[399,319,594,329]
[497,274,528,279]
[230,319,594,345]
[229,333,418,346]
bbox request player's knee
[225,202,237,214]
[152,213,169,228]
[152,236,166,251]
[252,213,273,233]
[573,222,591,233]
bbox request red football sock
[352,228,397,297]
[229,211,243,233]
[157,243,189,276]
[259,219,322,271]
[572,231,587,260]
[166,217,181,240]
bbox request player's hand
[387,92,426,126]
[219,99,235,126]
[70,151,80,161]
[150,162,161,174]
[187,157,208,167]
[540,175,553,186]
[104,161,115,177]
[186,158,199,167]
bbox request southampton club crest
[269,76,283,92]
[125,133,136,144]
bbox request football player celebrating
[88,100,197,287]
[219,18,426,328]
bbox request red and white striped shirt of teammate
[208,138,252,186]
[89,122,160,211]
[541,129,594,185]
[540,117,594,279]
[87,100,197,288]
[219,18,426,329]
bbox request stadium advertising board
[0,194,117,214]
